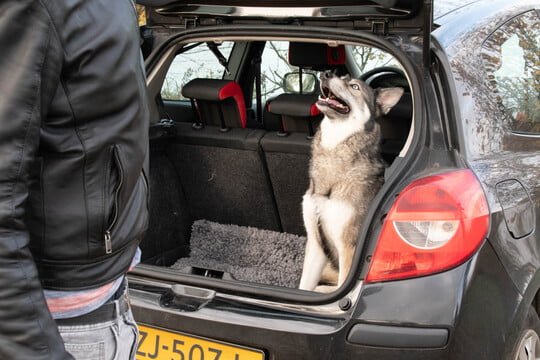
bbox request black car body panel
[433,0,540,296]
[130,0,540,358]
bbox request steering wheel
[360,66,407,88]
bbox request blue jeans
[56,282,139,360]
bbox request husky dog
[299,71,403,292]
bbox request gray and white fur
[299,71,403,292]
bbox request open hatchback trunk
[130,0,432,307]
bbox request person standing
[0,0,149,358]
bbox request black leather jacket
[0,0,149,358]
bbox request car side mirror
[283,72,318,94]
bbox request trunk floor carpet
[171,219,306,288]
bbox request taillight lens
[365,170,490,283]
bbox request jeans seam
[127,321,139,360]
[111,322,121,360]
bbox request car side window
[161,42,234,101]
[481,10,540,134]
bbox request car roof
[432,0,537,65]
[434,0,537,28]
[433,0,481,21]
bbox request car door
[446,8,540,296]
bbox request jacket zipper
[104,146,124,254]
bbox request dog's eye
[351,84,360,90]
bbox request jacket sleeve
[0,1,72,359]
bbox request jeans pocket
[59,323,117,360]
[64,341,105,360]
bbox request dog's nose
[322,70,334,79]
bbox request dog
[299,71,404,292]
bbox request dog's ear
[375,87,404,116]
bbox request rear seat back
[260,133,312,235]
[161,78,281,231]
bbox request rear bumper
[131,302,450,360]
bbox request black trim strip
[347,323,449,348]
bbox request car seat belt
[150,95,176,137]
[155,94,171,123]
[252,55,262,124]
[207,42,231,75]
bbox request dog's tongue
[317,96,341,107]
[326,98,342,107]
[317,95,350,114]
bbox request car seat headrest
[267,93,322,137]
[182,78,247,128]
[288,42,346,70]
[267,93,321,118]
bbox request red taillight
[365,170,490,283]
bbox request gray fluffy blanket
[171,220,306,288]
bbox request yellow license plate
[136,324,265,360]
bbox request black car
[129,1,540,359]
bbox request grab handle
[160,284,216,312]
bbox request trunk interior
[137,37,414,293]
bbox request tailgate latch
[368,18,388,35]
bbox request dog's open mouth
[317,86,351,114]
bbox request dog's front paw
[314,285,338,293]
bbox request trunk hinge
[183,16,199,29]
[368,18,389,35]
